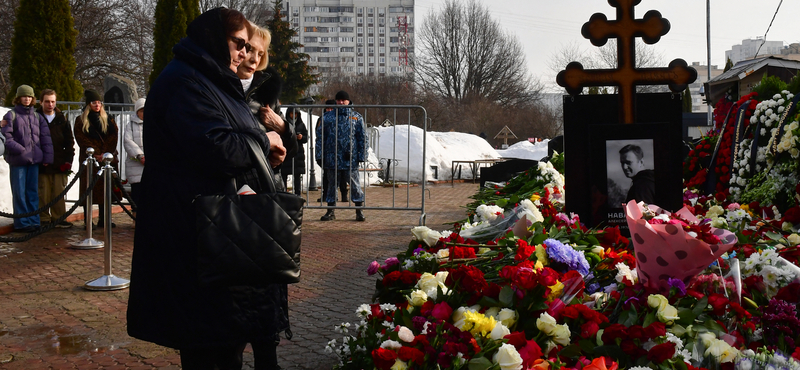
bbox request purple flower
[367,261,380,275]
[413,247,425,255]
[544,238,590,276]
[667,278,687,296]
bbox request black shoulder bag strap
[243,135,279,194]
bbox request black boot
[355,202,365,222]
[321,203,336,221]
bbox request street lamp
[302,97,318,190]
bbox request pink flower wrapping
[624,201,738,292]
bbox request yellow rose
[536,312,557,335]
[407,289,428,307]
[493,343,524,370]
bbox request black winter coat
[127,13,289,349]
[244,68,297,177]
[283,115,308,175]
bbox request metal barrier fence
[291,104,429,225]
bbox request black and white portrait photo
[606,139,655,208]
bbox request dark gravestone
[479,159,540,188]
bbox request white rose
[391,359,409,370]
[710,217,728,229]
[497,308,518,327]
[411,226,443,247]
[484,307,500,318]
[706,205,724,219]
[397,326,415,342]
[705,338,738,363]
[435,271,449,284]
[407,290,428,307]
[490,321,511,340]
[416,273,439,292]
[536,312,557,335]
[788,234,800,246]
[381,339,403,349]
[493,343,524,370]
[551,324,572,346]
[436,248,450,259]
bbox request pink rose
[367,261,380,275]
[431,302,453,321]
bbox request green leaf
[558,344,583,359]
[499,286,514,307]
[643,311,657,327]
[531,233,548,245]
[578,339,596,354]
[692,296,708,317]
[468,356,493,370]
[593,345,627,361]
[619,308,638,327]
[496,198,508,208]
[765,231,783,241]
[677,308,696,327]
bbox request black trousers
[179,341,279,370]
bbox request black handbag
[194,136,304,287]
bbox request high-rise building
[688,62,724,113]
[285,0,414,86]
[725,38,784,65]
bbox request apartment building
[285,0,414,84]
[725,38,784,65]
[688,62,724,113]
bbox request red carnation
[400,271,422,285]
[580,321,600,339]
[383,271,402,287]
[707,293,729,316]
[644,322,667,339]
[431,302,453,321]
[398,346,424,366]
[372,348,398,370]
[647,342,676,363]
[452,246,477,259]
[601,324,628,344]
[448,265,488,293]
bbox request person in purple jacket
[1,84,54,232]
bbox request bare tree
[549,39,669,94]
[199,0,273,25]
[414,0,539,107]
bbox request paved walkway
[0,183,478,369]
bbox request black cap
[334,90,350,102]
[325,99,336,105]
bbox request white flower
[380,339,403,349]
[476,204,504,222]
[390,359,408,370]
[411,226,444,247]
[536,312,558,335]
[490,321,511,340]
[551,324,571,346]
[436,248,450,259]
[496,308,517,327]
[615,262,635,283]
[416,273,439,292]
[493,343,524,370]
[397,326,415,342]
[407,290,428,306]
[334,322,351,333]
[356,304,371,318]
[325,339,337,353]
[705,338,739,363]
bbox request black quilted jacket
[127,9,289,349]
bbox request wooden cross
[556,0,697,124]
[494,125,517,147]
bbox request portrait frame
[563,92,683,234]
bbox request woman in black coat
[127,8,289,369]
[282,108,308,195]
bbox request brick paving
[0,182,478,369]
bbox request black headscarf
[186,7,233,73]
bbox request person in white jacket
[123,98,145,224]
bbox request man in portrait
[619,144,655,204]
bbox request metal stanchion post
[84,153,130,291]
[71,148,104,249]
[303,98,317,190]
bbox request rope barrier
[0,167,103,243]
[0,163,87,218]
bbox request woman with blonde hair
[237,23,297,188]
[74,89,119,228]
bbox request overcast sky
[414,0,800,92]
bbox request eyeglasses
[228,35,252,53]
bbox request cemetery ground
[0,182,479,370]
